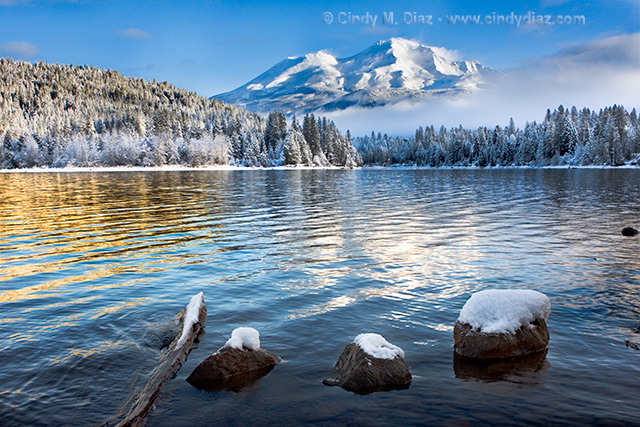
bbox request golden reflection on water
[89,297,151,320]
[0,171,230,301]
[23,296,100,312]
[0,171,237,388]
[0,264,145,304]
[0,317,26,324]
[7,332,37,343]
[48,340,132,366]
[38,322,78,330]
[84,277,149,291]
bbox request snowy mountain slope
[214,38,495,114]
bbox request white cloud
[0,41,39,59]
[118,27,152,39]
[327,33,640,136]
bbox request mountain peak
[389,37,421,48]
[215,39,494,114]
[378,37,421,48]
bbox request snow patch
[354,333,405,359]
[223,327,260,350]
[175,292,205,350]
[458,289,550,334]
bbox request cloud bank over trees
[326,34,640,137]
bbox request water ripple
[0,169,639,426]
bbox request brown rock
[323,343,411,394]
[621,226,639,237]
[186,347,280,391]
[453,318,549,359]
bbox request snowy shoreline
[369,164,640,170]
[1,163,638,174]
[0,164,349,174]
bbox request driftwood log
[113,294,206,427]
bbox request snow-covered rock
[222,327,260,350]
[215,38,495,114]
[186,327,279,391]
[454,290,551,359]
[458,289,550,334]
[323,333,411,393]
[353,333,405,359]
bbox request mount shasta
[215,38,496,114]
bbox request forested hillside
[1,59,637,170]
[0,59,360,168]
[356,105,640,167]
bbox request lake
[0,168,638,426]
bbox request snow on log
[115,292,206,427]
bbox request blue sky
[1,0,639,133]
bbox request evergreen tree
[283,128,305,165]
[264,111,287,153]
[303,114,327,165]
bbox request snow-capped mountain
[214,38,495,114]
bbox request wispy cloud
[118,27,152,39]
[0,41,39,59]
[327,33,640,136]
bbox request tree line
[356,105,640,167]
[1,59,637,170]
[0,59,360,169]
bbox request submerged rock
[454,290,550,359]
[186,327,279,391]
[625,339,640,351]
[621,227,639,237]
[453,349,549,382]
[323,334,411,394]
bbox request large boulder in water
[323,333,411,394]
[453,290,551,359]
[454,319,550,359]
[186,327,280,391]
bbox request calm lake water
[0,169,638,426]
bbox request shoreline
[0,164,638,174]
[0,164,346,174]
